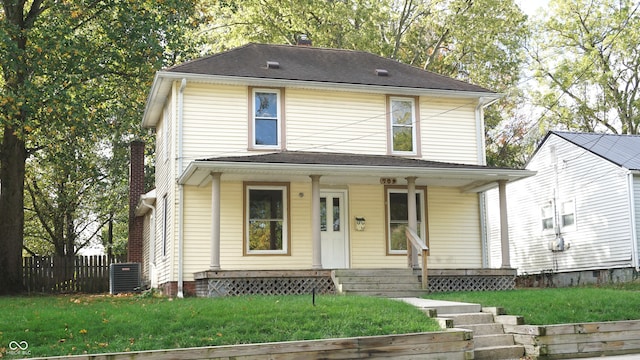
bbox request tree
[199,0,529,166]
[0,0,200,294]
[530,0,640,134]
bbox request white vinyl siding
[427,187,482,268]
[487,134,634,274]
[154,99,176,285]
[420,97,479,164]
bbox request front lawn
[426,282,640,325]
[0,294,440,358]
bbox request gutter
[475,96,501,166]
[177,78,187,298]
[142,72,502,128]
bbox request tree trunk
[0,127,28,294]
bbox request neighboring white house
[135,42,533,296]
[487,131,640,285]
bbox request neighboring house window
[541,201,554,232]
[560,199,576,229]
[251,88,283,149]
[162,194,168,256]
[388,96,419,155]
[245,183,290,255]
[386,187,426,254]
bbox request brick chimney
[128,140,145,263]
[297,34,312,46]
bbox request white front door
[320,191,348,269]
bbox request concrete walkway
[394,297,481,315]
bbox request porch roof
[178,151,534,192]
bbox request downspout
[475,97,494,166]
[139,198,157,287]
[628,172,639,271]
[177,78,187,298]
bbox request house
[132,42,533,297]
[486,131,640,286]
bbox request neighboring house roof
[167,43,493,94]
[143,43,499,127]
[548,131,640,171]
[178,151,535,191]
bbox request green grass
[0,294,440,358]
[426,282,640,325]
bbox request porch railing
[406,228,429,289]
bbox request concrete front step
[333,269,423,297]
[343,289,428,297]
[341,282,422,291]
[474,345,525,360]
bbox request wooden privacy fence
[23,255,115,294]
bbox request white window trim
[251,88,282,149]
[389,96,418,156]
[245,184,289,255]
[540,200,555,234]
[560,198,577,231]
[386,188,426,255]
[163,106,169,163]
[162,194,168,257]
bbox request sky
[516,0,551,16]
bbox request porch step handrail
[405,227,429,289]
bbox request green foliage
[530,0,640,135]
[1,0,203,270]
[0,295,440,357]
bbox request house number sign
[379,178,397,185]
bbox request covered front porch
[193,268,517,297]
[178,151,532,297]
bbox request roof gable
[167,43,493,93]
[545,131,640,170]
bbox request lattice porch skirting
[425,269,516,292]
[194,270,335,297]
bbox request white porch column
[498,180,511,268]
[210,172,221,270]
[406,177,419,269]
[310,175,322,269]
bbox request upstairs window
[388,96,419,155]
[251,88,282,149]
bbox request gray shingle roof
[551,131,640,170]
[200,151,510,170]
[167,43,494,94]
